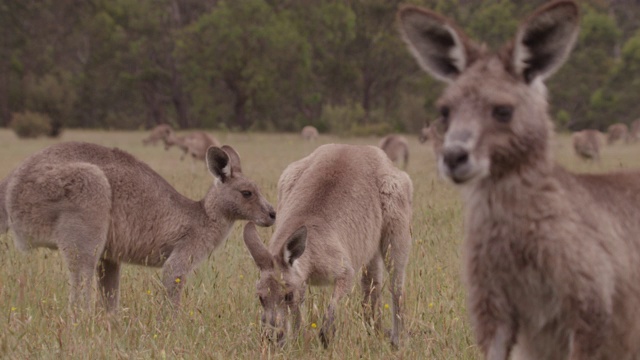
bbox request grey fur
[379,134,409,169]
[142,124,173,146]
[0,142,275,313]
[572,129,601,160]
[607,123,629,145]
[243,144,413,348]
[401,1,640,359]
[164,130,221,161]
[301,126,319,141]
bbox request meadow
[0,129,638,359]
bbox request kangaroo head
[205,146,276,227]
[399,1,580,184]
[243,222,307,345]
[163,129,179,151]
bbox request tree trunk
[362,65,373,124]
[234,94,249,130]
[168,0,191,129]
[171,66,190,129]
[224,76,250,130]
[0,55,9,126]
[142,82,165,129]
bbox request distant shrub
[555,109,571,131]
[348,122,393,137]
[321,102,364,135]
[10,111,53,139]
[24,73,75,137]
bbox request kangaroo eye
[440,106,450,120]
[438,107,450,132]
[241,190,252,198]
[284,292,294,303]
[493,105,514,123]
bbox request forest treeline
[1,0,639,135]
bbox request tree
[549,5,621,130]
[178,0,311,130]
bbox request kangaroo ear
[510,0,580,83]
[398,5,479,83]
[206,146,231,182]
[243,222,274,271]
[282,226,307,267]
[221,145,242,174]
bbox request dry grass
[0,129,639,359]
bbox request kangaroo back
[0,176,9,234]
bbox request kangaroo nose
[269,210,276,220]
[443,146,469,171]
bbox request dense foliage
[2,0,639,134]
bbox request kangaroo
[0,142,275,313]
[572,129,601,160]
[142,124,173,146]
[379,134,409,169]
[165,130,221,161]
[301,126,319,141]
[243,144,412,348]
[607,123,628,145]
[400,1,640,359]
[419,120,445,156]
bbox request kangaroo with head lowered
[0,142,275,313]
[243,144,412,348]
[142,124,173,146]
[165,130,221,162]
[400,1,640,359]
[379,134,410,169]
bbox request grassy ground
[0,129,639,359]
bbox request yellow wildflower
[311,323,317,329]
[175,278,181,283]
[147,290,152,295]
[428,302,434,309]
[10,307,17,312]
[384,303,390,310]
[153,334,158,339]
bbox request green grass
[0,129,639,359]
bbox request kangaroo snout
[443,146,469,171]
[256,204,276,227]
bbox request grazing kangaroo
[243,144,412,348]
[165,130,221,162]
[301,126,319,141]
[142,124,173,146]
[572,129,601,160]
[607,123,628,145]
[400,1,640,359]
[0,142,275,313]
[379,134,409,169]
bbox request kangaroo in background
[607,122,629,145]
[572,129,602,160]
[165,130,221,162]
[301,125,319,141]
[142,124,172,146]
[379,134,409,169]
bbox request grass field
[0,129,639,359]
